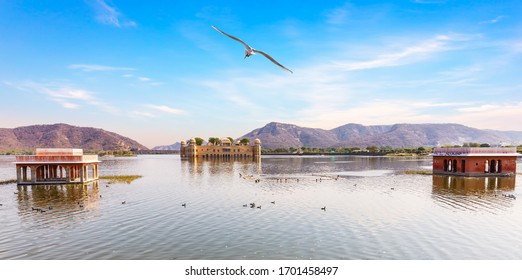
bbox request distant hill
[152,142,181,151]
[239,122,522,149]
[0,123,148,151]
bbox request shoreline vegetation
[0,179,17,185]
[262,143,522,156]
[1,143,521,156]
[99,175,142,184]
[262,146,432,157]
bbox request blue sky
[1,0,521,148]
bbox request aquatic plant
[400,170,433,175]
[0,179,17,185]
[99,175,142,184]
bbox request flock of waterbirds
[2,174,519,214]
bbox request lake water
[0,155,521,260]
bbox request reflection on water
[432,175,517,213]
[433,175,516,195]
[14,182,100,212]
[1,155,521,260]
[181,157,261,176]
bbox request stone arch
[453,159,458,173]
[490,160,496,173]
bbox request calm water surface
[1,155,521,260]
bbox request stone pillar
[31,167,36,183]
[16,165,21,183]
[80,165,85,183]
[22,166,27,181]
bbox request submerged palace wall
[432,147,519,176]
[180,138,261,160]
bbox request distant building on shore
[432,147,518,176]
[14,148,99,185]
[180,138,261,160]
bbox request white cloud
[450,102,522,130]
[91,0,136,27]
[412,0,447,4]
[138,77,151,82]
[324,4,350,25]
[69,64,135,72]
[188,28,521,134]
[145,104,186,115]
[479,16,505,25]
[132,111,156,118]
[458,104,500,113]
[61,102,80,109]
[6,80,117,112]
[334,35,457,71]
[290,99,442,129]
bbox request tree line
[262,144,522,156]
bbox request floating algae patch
[100,175,143,184]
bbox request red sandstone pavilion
[432,147,519,176]
[14,148,100,185]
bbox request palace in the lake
[14,148,99,185]
[432,147,518,176]
[180,138,261,159]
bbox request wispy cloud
[453,102,522,130]
[145,104,186,115]
[334,34,459,71]
[132,111,156,118]
[91,0,136,27]
[6,80,117,112]
[195,26,510,129]
[289,98,465,129]
[324,3,350,25]
[479,16,505,25]
[69,64,136,72]
[412,0,447,4]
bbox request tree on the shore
[195,137,204,146]
[366,146,379,153]
[240,138,250,145]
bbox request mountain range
[0,123,148,151]
[2,122,521,152]
[238,122,522,149]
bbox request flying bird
[211,25,293,74]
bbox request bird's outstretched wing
[253,49,293,74]
[211,25,251,50]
